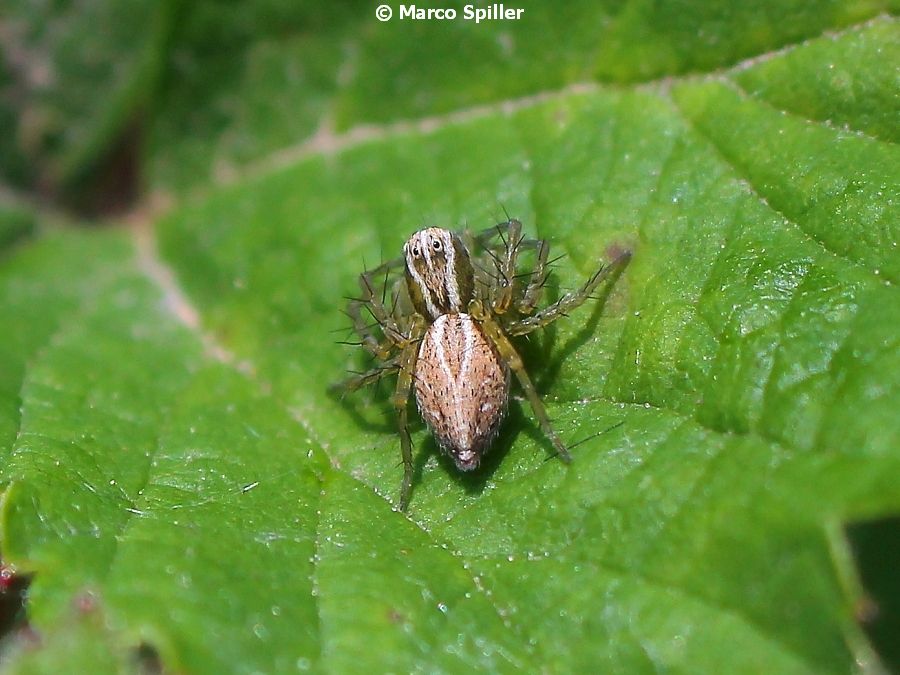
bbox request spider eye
[412,246,420,257]
[432,239,442,251]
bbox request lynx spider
[332,219,631,510]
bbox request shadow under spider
[526,257,628,397]
[327,367,399,435]
[413,401,538,498]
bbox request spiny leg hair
[506,250,632,337]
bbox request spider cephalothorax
[403,228,474,319]
[333,219,631,510]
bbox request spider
[332,219,631,510]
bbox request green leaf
[732,18,900,144]
[0,1,175,194]
[0,202,34,254]
[2,11,899,675]
[144,2,363,193]
[2,607,140,675]
[141,1,896,193]
[337,0,895,126]
[0,54,33,189]
[0,229,534,671]
[843,517,900,672]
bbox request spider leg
[491,219,523,314]
[506,250,632,337]
[470,219,551,315]
[389,276,415,328]
[329,358,400,395]
[346,299,398,360]
[471,219,552,259]
[393,316,425,510]
[518,236,550,315]
[466,220,512,302]
[472,219,514,248]
[358,269,406,346]
[363,250,407,277]
[472,302,571,463]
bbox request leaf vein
[669,81,887,282]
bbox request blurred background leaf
[0,2,897,672]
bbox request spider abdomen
[414,313,509,471]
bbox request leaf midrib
[165,16,893,206]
